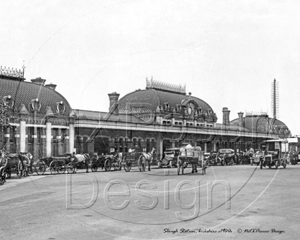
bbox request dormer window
[164,102,169,111]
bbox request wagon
[177,145,207,175]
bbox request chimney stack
[108,92,120,115]
[45,83,57,91]
[238,112,244,129]
[31,77,46,86]
[222,107,230,125]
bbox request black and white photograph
[0,1,300,239]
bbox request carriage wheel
[57,162,66,174]
[67,163,75,174]
[123,157,131,172]
[50,161,57,174]
[124,163,131,172]
[35,161,46,175]
[17,161,23,178]
[104,160,111,171]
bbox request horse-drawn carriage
[104,153,122,171]
[34,153,90,174]
[177,145,207,175]
[122,148,156,172]
[0,150,33,179]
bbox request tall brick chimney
[222,107,230,125]
[108,92,120,115]
[238,112,244,129]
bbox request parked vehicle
[259,139,288,169]
[287,138,300,165]
[177,145,206,175]
[216,149,236,166]
[158,148,179,168]
[206,152,218,166]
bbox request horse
[4,152,33,178]
[138,148,156,171]
[91,153,106,171]
[72,153,90,173]
[19,152,34,176]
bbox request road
[0,164,299,240]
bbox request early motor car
[216,149,236,166]
[259,139,288,169]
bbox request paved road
[0,164,299,240]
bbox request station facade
[0,66,291,160]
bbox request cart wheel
[123,157,131,172]
[57,163,66,174]
[35,161,46,175]
[50,161,57,174]
[17,161,23,179]
[104,160,111,171]
[124,163,131,172]
[66,163,74,174]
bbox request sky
[1,0,300,135]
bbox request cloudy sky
[1,0,300,134]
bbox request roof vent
[31,77,46,86]
[45,83,57,91]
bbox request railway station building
[0,66,291,160]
